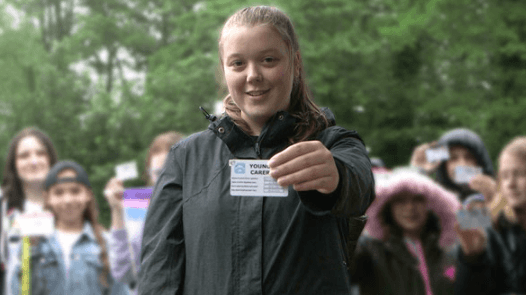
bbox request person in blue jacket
[10,161,129,295]
[138,6,374,295]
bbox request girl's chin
[21,176,47,184]
[57,212,84,223]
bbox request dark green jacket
[455,213,526,295]
[352,233,456,295]
[138,110,374,295]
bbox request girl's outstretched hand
[469,174,497,203]
[410,141,441,174]
[104,177,125,211]
[455,223,487,257]
[269,141,339,194]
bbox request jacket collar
[209,111,297,158]
[39,222,97,257]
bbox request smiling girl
[10,161,129,295]
[455,136,526,294]
[1,127,58,295]
[138,6,374,295]
[353,170,460,295]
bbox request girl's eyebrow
[227,48,282,59]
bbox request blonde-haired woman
[455,136,526,294]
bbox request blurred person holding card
[455,136,526,295]
[0,127,58,295]
[9,161,130,295]
[410,128,497,202]
[352,170,460,295]
[104,131,183,295]
[138,6,374,295]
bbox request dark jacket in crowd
[353,215,456,295]
[436,128,494,201]
[138,110,375,295]
[455,213,526,295]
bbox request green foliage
[0,0,525,226]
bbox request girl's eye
[263,57,276,63]
[17,152,29,159]
[52,189,64,196]
[231,60,244,67]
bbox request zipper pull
[255,142,261,158]
[199,106,217,122]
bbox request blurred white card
[116,161,139,181]
[455,166,483,184]
[18,212,54,237]
[425,145,450,163]
[456,208,491,229]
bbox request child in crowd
[9,161,129,295]
[455,136,526,294]
[1,127,59,295]
[138,6,374,295]
[411,128,497,202]
[353,170,460,295]
[104,131,183,295]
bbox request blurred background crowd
[0,0,525,294]
[0,0,525,226]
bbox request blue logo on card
[234,163,245,174]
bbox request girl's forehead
[49,180,84,192]
[500,152,526,167]
[222,22,269,37]
[221,23,283,48]
[17,136,45,152]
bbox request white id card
[115,161,139,181]
[425,145,450,163]
[454,166,483,184]
[229,159,288,197]
[17,212,54,237]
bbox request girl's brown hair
[144,131,184,185]
[44,170,111,288]
[2,127,58,211]
[218,6,330,142]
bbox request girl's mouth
[246,89,270,96]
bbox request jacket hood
[364,170,461,248]
[435,128,494,199]
[437,128,494,176]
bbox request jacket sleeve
[298,126,375,217]
[138,146,185,295]
[454,249,495,295]
[108,229,136,284]
[454,228,501,295]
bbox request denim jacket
[10,222,130,295]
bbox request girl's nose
[247,63,262,83]
[30,153,40,165]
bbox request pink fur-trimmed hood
[365,169,461,248]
